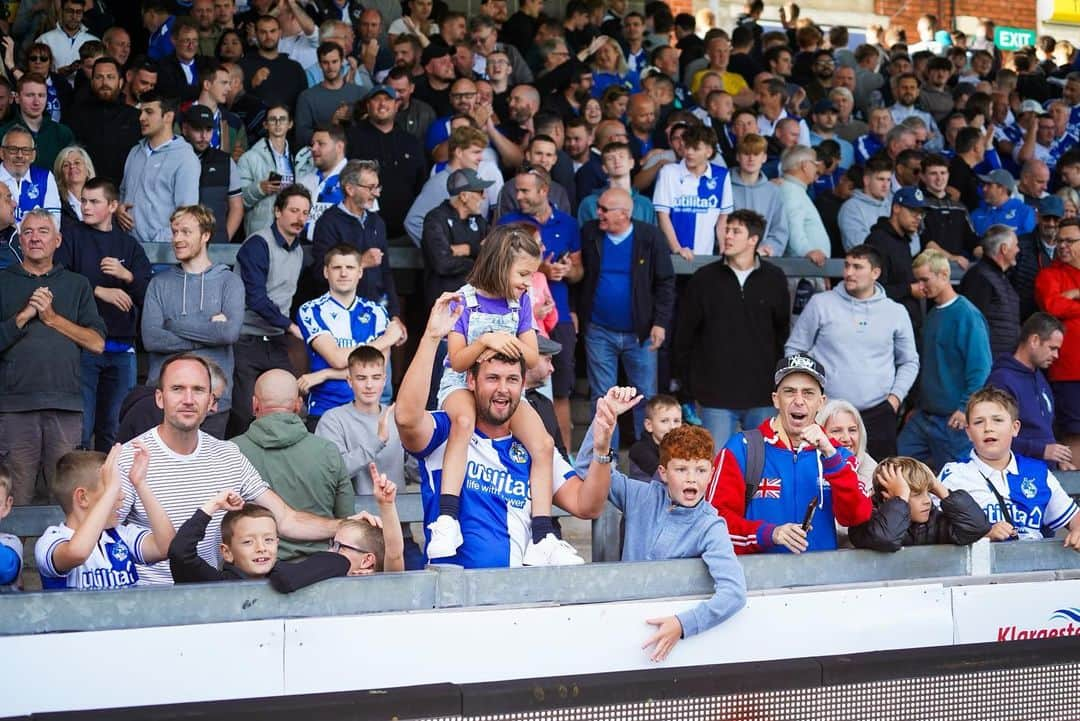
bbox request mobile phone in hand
[801,497,818,531]
[268,172,282,183]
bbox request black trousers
[227,333,293,437]
[860,398,899,462]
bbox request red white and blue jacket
[706,419,872,554]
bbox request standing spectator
[54,178,150,453]
[866,186,927,331]
[192,0,222,57]
[123,57,159,109]
[728,133,788,257]
[142,0,176,62]
[117,92,201,244]
[899,249,992,470]
[0,126,62,226]
[294,42,365,148]
[495,135,572,220]
[296,125,347,239]
[785,244,919,459]
[36,0,98,75]
[154,17,213,105]
[223,61,268,143]
[0,209,106,505]
[141,205,244,439]
[949,126,985,213]
[238,105,314,237]
[920,153,978,269]
[229,185,311,436]
[0,74,75,171]
[191,63,249,161]
[240,15,308,111]
[102,27,132,69]
[1035,218,1080,461]
[960,224,1022,358]
[276,0,321,72]
[387,66,435,143]
[854,108,892,166]
[180,105,243,245]
[233,369,354,561]
[779,145,830,269]
[889,74,940,150]
[412,43,455,117]
[756,76,809,144]
[0,185,18,271]
[838,155,893,251]
[577,187,675,437]
[674,209,790,449]
[1013,196,1063,321]
[420,168,489,308]
[972,169,1037,237]
[987,313,1074,470]
[345,84,426,238]
[577,141,656,224]
[654,124,732,259]
[63,58,141,188]
[808,99,854,169]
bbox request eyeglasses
[450,91,477,100]
[355,182,381,191]
[266,116,290,123]
[27,55,50,62]
[597,203,629,214]
[329,538,369,554]
[3,145,34,155]
[1058,236,1080,245]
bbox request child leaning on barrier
[35,444,176,590]
[0,463,23,590]
[938,386,1080,550]
[577,410,747,662]
[847,457,990,552]
[168,462,405,592]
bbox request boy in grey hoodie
[140,206,245,436]
[118,93,201,244]
[729,134,789,256]
[838,155,893,251]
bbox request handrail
[2,539,1077,637]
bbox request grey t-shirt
[315,403,417,494]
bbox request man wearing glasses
[35,0,98,76]
[0,126,61,226]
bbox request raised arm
[371,463,404,572]
[396,292,462,451]
[49,445,125,574]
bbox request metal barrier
[3,539,1078,637]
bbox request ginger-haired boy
[628,394,683,481]
[579,415,746,662]
[35,443,175,590]
[169,462,405,591]
[0,464,23,589]
[848,456,990,552]
[938,386,1080,550]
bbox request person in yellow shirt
[690,36,754,107]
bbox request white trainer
[425,515,463,559]
[522,533,585,566]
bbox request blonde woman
[589,36,640,98]
[54,145,95,223]
[818,399,876,496]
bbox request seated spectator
[707,353,872,554]
[988,313,1073,470]
[959,224,1021,358]
[577,420,746,661]
[728,133,788,256]
[0,209,105,506]
[817,400,877,496]
[233,370,355,561]
[169,470,404,589]
[972,169,1036,237]
[117,359,228,444]
[939,386,1080,549]
[0,183,20,271]
[238,104,314,237]
[854,107,892,166]
[36,444,175,590]
[0,466,20,590]
[838,154,893,251]
[628,394,683,481]
[0,125,62,225]
[847,456,990,552]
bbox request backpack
[741,428,766,510]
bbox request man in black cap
[1013,195,1064,320]
[867,185,929,331]
[181,104,243,244]
[413,43,455,117]
[346,84,425,238]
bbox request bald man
[578,187,676,442]
[627,93,658,160]
[232,369,355,561]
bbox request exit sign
[994,26,1037,50]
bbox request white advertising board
[952,579,1080,644]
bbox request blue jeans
[586,324,657,445]
[897,410,973,473]
[699,406,775,454]
[80,350,137,451]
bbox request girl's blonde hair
[467,222,543,299]
[872,456,934,495]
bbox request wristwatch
[594,448,617,465]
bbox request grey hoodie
[729,170,789,256]
[784,282,919,410]
[119,136,201,243]
[838,190,892,251]
[140,263,245,410]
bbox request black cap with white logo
[774,353,826,389]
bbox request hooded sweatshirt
[785,282,919,410]
[119,136,201,243]
[729,171,790,256]
[140,263,245,410]
[233,412,355,561]
[987,354,1056,460]
[838,190,891,251]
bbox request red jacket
[1035,260,1080,382]
[705,419,872,554]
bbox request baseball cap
[182,104,214,130]
[774,354,826,389]
[537,335,562,356]
[365,84,397,101]
[421,43,452,65]
[1039,195,1066,218]
[447,168,494,196]
[893,186,927,210]
[978,168,1017,194]
[811,99,837,115]
[1018,99,1047,116]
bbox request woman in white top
[54,145,95,223]
[387,0,438,46]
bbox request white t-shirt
[35,523,149,590]
[118,428,268,585]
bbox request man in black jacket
[1012,195,1062,321]
[959,224,1021,358]
[867,186,926,332]
[673,208,790,451]
[578,187,675,442]
[153,17,215,105]
[63,57,141,187]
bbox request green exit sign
[994,26,1037,51]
